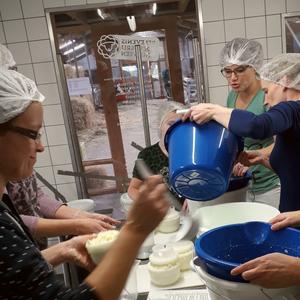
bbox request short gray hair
[157,100,186,128]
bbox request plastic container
[227,171,252,192]
[193,261,300,300]
[157,208,180,233]
[193,202,279,235]
[186,184,249,212]
[194,221,300,282]
[148,247,181,286]
[68,199,95,213]
[165,120,243,201]
[120,193,133,215]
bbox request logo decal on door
[97,35,160,61]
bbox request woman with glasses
[183,53,300,288]
[0,44,119,249]
[183,53,300,214]
[0,68,169,299]
[220,38,280,208]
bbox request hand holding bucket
[165,120,243,201]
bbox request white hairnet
[0,69,45,124]
[259,53,300,91]
[0,44,16,69]
[219,38,263,71]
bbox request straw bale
[64,64,76,78]
[85,165,107,190]
[71,96,96,131]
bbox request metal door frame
[45,0,208,198]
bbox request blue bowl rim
[229,170,252,182]
[164,119,244,153]
[195,221,300,271]
[164,119,228,152]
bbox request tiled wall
[201,0,300,105]
[0,0,96,201]
[0,0,300,200]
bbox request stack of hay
[84,165,107,193]
[71,96,96,131]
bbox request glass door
[50,0,204,205]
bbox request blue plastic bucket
[194,221,300,282]
[165,120,243,201]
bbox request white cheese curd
[85,230,119,264]
[157,209,180,233]
[169,241,194,271]
[148,248,181,286]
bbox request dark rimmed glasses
[8,126,42,142]
[221,65,250,78]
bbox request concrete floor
[83,99,167,218]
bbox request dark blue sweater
[229,101,300,212]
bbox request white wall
[0,0,300,200]
[0,0,95,200]
[201,0,300,105]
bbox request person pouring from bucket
[220,38,280,208]
[182,53,300,288]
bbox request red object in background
[116,93,126,102]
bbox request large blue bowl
[194,221,300,282]
[165,120,243,201]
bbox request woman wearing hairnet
[0,44,119,249]
[0,68,169,299]
[220,38,280,208]
[183,53,300,287]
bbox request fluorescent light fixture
[59,40,73,50]
[152,3,157,15]
[66,52,86,63]
[126,16,136,32]
[97,8,105,20]
[63,43,85,55]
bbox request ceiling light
[97,8,105,20]
[152,3,157,15]
[59,40,73,50]
[126,16,136,32]
[63,43,85,55]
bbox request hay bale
[85,165,107,190]
[71,96,96,131]
[64,64,86,78]
[64,64,76,78]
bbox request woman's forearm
[41,241,69,266]
[35,218,80,237]
[54,204,81,219]
[212,106,233,128]
[84,224,145,300]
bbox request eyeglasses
[8,126,42,142]
[221,65,250,78]
[9,66,18,71]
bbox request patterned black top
[0,194,97,300]
[132,142,184,205]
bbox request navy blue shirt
[229,101,300,212]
